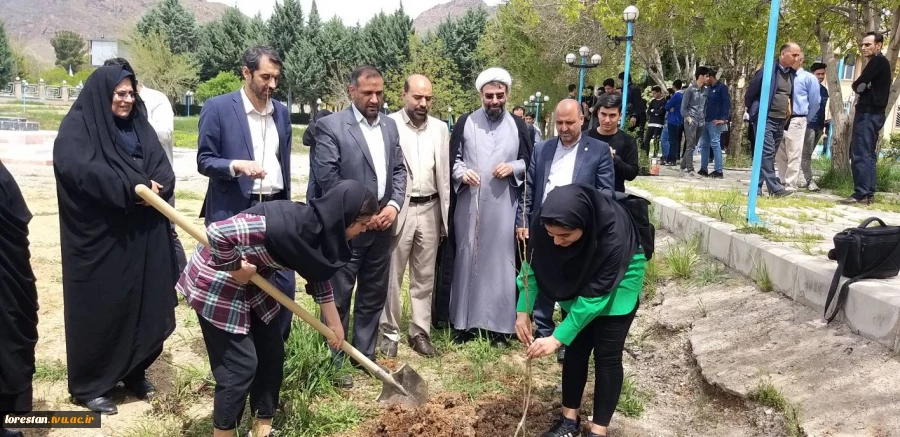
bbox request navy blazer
[516,135,615,228]
[310,107,407,208]
[197,90,292,224]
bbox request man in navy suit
[196,46,296,339]
[515,99,615,362]
[310,66,407,388]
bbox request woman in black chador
[0,162,39,437]
[53,63,178,414]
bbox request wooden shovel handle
[134,185,383,376]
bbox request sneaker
[772,190,794,198]
[541,415,581,437]
[710,171,724,179]
[697,169,709,177]
[807,181,820,192]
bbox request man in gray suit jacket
[310,66,407,388]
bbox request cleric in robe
[53,64,178,414]
[448,67,533,346]
[0,162,38,437]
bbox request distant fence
[0,79,83,104]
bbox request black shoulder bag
[824,217,900,323]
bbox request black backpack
[604,190,656,260]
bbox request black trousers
[328,230,391,363]
[561,308,637,427]
[167,196,187,274]
[0,387,32,429]
[198,311,284,431]
[642,126,663,156]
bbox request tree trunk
[818,23,852,171]
[727,67,747,160]
[883,5,900,156]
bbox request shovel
[135,185,428,406]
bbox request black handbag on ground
[824,217,900,323]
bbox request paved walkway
[630,157,900,352]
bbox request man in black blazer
[311,66,407,387]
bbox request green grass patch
[0,109,68,130]
[174,116,199,134]
[750,379,804,437]
[642,256,660,300]
[766,230,824,243]
[34,359,67,382]
[175,189,205,201]
[818,161,900,197]
[173,131,198,149]
[616,373,650,417]
[661,236,701,280]
[753,260,774,293]
[725,153,752,168]
[692,262,724,287]
[150,363,214,418]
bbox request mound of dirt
[369,393,560,437]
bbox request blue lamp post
[565,48,602,105]
[529,92,550,130]
[383,102,388,115]
[620,5,639,128]
[185,90,194,117]
[447,106,454,132]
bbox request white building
[89,37,119,67]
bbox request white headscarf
[475,67,512,92]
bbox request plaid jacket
[176,213,333,334]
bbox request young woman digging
[177,180,378,437]
[515,184,647,437]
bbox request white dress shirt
[231,87,283,195]
[352,105,388,201]
[543,138,579,202]
[139,86,174,164]
[396,110,438,197]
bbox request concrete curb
[629,186,900,352]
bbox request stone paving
[630,155,900,352]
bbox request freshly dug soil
[369,392,560,437]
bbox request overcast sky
[209,0,504,24]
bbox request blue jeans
[850,112,886,198]
[758,117,786,194]
[699,121,725,173]
[661,124,670,157]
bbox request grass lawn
[174,116,307,151]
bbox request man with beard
[197,46,297,339]
[0,163,38,437]
[378,74,450,358]
[311,65,407,388]
[449,67,532,347]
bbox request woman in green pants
[515,184,647,437]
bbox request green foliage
[384,35,472,118]
[34,359,68,382]
[616,373,650,417]
[36,66,94,86]
[435,7,489,88]
[246,13,269,48]
[0,21,15,85]
[275,320,366,436]
[136,0,200,55]
[357,8,413,76]
[318,17,360,107]
[197,7,251,81]
[195,71,242,103]
[50,31,87,73]
[268,0,305,78]
[126,30,199,103]
[662,237,701,280]
[284,5,327,105]
[751,379,803,437]
[818,161,900,196]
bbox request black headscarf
[529,184,638,301]
[246,179,370,283]
[54,64,164,211]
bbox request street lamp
[185,90,194,117]
[565,47,602,105]
[621,5,639,128]
[383,102,388,114]
[528,91,551,130]
[21,79,27,113]
[447,106,454,132]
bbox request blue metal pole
[578,58,586,105]
[825,121,833,158]
[186,96,191,117]
[746,0,782,225]
[535,101,541,128]
[620,21,634,129]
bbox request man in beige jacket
[379,74,451,357]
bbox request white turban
[475,67,512,92]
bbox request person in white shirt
[378,74,450,358]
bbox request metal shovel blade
[376,363,428,406]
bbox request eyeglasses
[114,91,137,101]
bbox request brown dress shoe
[409,333,437,357]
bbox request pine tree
[197,7,248,81]
[246,13,269,48]
[436,8,489,88]
[0,20,15,85]
[136,0,200,55]
[50,31,87,73]
[267,0,305,62]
